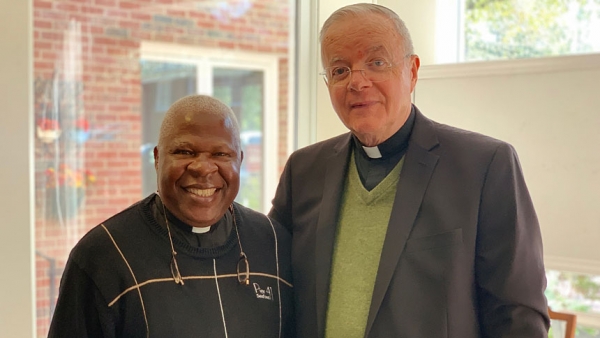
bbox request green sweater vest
[325,153,404,338]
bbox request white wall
[416,55,600,269]
[0,0,36,336]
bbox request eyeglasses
[231,204,250,285]
[320,59,394,86]
[159,194,250,286]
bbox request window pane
[33,1,295,337]
[141,60,197,196]
[546,270,600,315]
[464,0,600,61]
[546,269,600,337]
[213,68,264,211]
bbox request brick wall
[33,0,291,336]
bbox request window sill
[419,53,600,79]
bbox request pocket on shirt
[404,228,463,253]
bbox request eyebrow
[328,45,387,64]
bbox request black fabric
[153,194,233,249]
[49,194,295,338]
[352,106,415,190]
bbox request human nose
[187,154,217,175]
[347,68,371,91]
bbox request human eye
[368,58,389,70]
[214,152,230,157]
[173,149,194,156]
[329,66,349,79]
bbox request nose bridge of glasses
[343,66,372,87]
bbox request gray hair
[320,3,414,56]
[159,94,241,152]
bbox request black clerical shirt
[352,106,416,191]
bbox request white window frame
[141,41,280,213]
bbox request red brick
[120,96,140,104]
[117,151,140,158]
[34,20,53,29]
[219,24,235,32]
[37,10,66,20]
[131,30,151,40]
[34,0,52,9]
[119,1,140,10]
[80,24,101,34]
[119,20,140,30]
[196,21,215,29]
[167,9,186,17]
[41,31,63,40]
[131,12,151,21]
[108,104,131,112]
[219,41,235,49]
[106,47,129,56]
[56,3,80,12]
[34,61,55,70]
[118,39,139,48]
[81,5,104,15]
[41,51,58,60]
[94,36,117,46]
[190,11,208,19]
[95,0,117,6]
[105,9,129,19]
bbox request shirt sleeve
[48,256,118,338]
[475,142,550,337]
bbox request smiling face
[154,102,242,228]
[321,12,420,146]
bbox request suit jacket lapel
[315,134,353,338]
[365,109,440,337]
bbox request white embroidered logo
[253,282,273,301]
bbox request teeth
[187,188,216,197]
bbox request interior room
[1,0,599,337]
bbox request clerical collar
[192,226,211,233]
[352,106,416,160]
[362,146,382,159]
[154,192,225,234]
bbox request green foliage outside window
[545,270,600,337]
[464,0,600,61]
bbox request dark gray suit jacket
[270,107,549,338]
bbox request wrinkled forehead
[321,13,402,65]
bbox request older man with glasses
[270,3,549,338]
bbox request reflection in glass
[33,1,294,336]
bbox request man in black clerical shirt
[49,95,295,338]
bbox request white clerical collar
[192,226,211,234]
[362,145,382,159]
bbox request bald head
[320,3,414,63]
[153,94,243,228]
[158,94,241,153]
